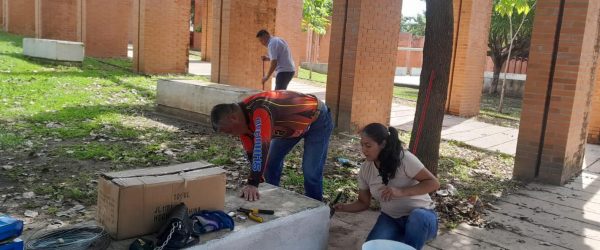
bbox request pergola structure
[2,0,600,184]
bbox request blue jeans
[366,209,438,250]
[263,103,333,201]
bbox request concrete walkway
[187,61,600,249]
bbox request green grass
[178,137,243,165]
[479,94,522,120]
[0,31,224,205]
[393,86,419,101]
[0,31,210,143]
[392,85,522,126]
[298,67,327,85]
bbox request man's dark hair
[256,29,270,38]
[210,103,238,131]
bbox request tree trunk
[408,0,454,176]
[490,61,502,95]
[498,14,514,113]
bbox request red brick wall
[200,0,212,61]
[484,57,528,74]
[300,30,331,64]
[445,0,492,117]
[317,28,331,63]
[40,0,80,41]
[588,69,600,144]
[7,0,35,36]
[275,0,302,74]
[211,0,277,89]
[84,0,131,58]
[1,0,4,30]
[128,5,135,44]
[395,32,424,69]
[326,0,402,131]
[133,0,190,74]
[324,0,345,118]
[294,26,331,63]
[514,0,600,184]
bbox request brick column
[325,0,402,132]
[191,0,202,51]
[6,0,35,36]
[445,0,492,117]
[34,0,40,38]
[514,0,600,185]
[588,74,600,144]
[39,0,81,41]
[274,0,302,75]
[199,0,213,61]
[83,0,131,58]
[133,0,190,74]
[1,0,4,31]
[211,0,277,89]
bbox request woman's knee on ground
[407,209,437,231]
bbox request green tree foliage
[302,0,333,35]
[488,0,535,112]
[401,14,426,36]
[302,0,333,79]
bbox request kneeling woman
[334,123,439,250]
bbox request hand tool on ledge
[238,208,275,215]
[237,207,275,223]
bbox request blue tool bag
[0,215,23,242]
[0,238,23,250]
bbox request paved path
[188,61,600,250]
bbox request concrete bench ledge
[23,38,85,62]
[156,79,260,125]
[110,184,330,250]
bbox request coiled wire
[25,222,111,250]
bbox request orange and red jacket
[238,91,322,186]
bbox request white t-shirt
[358,150,435,218]
[267,36,296,74]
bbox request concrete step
[156,79,260,125]
[428,230,506,250]
[501,194,600,228]
[23,38,84,62]
[452,223,566,250]
[492,201,600,243]
[526,183,600,204]
[515,189,600,214]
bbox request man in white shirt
[256,30,296,90]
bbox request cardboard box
[96,161,226,240]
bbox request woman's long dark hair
[361,123,405,185]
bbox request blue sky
[402,0,426,17]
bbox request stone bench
[22,38,85,62]
[156,79,260,125]
[109,184,330,250]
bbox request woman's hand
[379,186,405,201]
